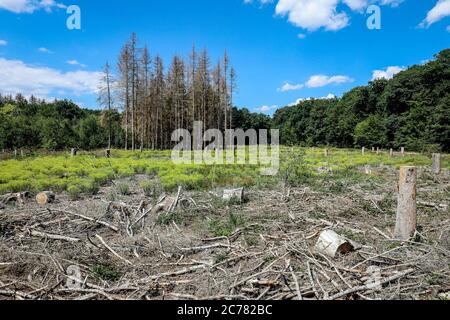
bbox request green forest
[0,48,448,152]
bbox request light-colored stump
[362,147,365,155]
[36,191,56,206]
[432,153,441,174]
[390,149,394,157]
[71,148,77,157]
[223,188,244,202]
[315,230,354,258]
[401,147,405,157]
[394,167,417,241]
[376,147,380,155]
[372,147,375,152]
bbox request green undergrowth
[0,147,445,195]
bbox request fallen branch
[329,269,415,300]
[95,234,133,266]
[27,229,80,243]
[54,209,119,232]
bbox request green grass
[0,147,446,195]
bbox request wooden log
[315,230,354,258]
[394,167,417,241]
[223,188,244,202]
[71,148,78,157]
[432,153,441,174]
[36,191,56,205]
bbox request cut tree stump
[401,147,405,157]
[315,230,354,258]
[432,153,441,174]
[394,167,417,241]
[36,191,56,205]
[390,149,394,157]
[362,147,365,155]
[71,148,77,157]
[223,188,244,202]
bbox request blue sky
[0,0,449,114]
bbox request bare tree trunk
[395,166,417,241]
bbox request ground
[0,148,449,300]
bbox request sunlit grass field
[0,147,447,195]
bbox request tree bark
[395,166,417,241]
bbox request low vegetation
[0,147,446,196]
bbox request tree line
[272,48,450,152]
[0,46,448,153]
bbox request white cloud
[0,40,7,46]
[372,66,405,80]
[305,74,353,88]
[278,75,352,92]
[244,0,274,4]
[0,0,66,14]
[67,60,87,67]
[421,0,450,27]
[288,94,336,106]
[255,104,278,113]
[276,0,349,31]
[0,58,101,98]
[343,0,368,11]
[447,25,450,31]
[297,33,307,39]
[38,47,53,54]
[247,0,404,32]
[277,82,304,92]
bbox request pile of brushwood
[0,168,449,300]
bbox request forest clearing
[1,0,449,306]
[0,148,448,300]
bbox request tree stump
[223,188,244,202]
[36,191,56,205]
[390,148,394,157]
[71,148,78,157]
[324,149,329,157]
[394,167,417,241]
[401,147,405,157]
[362,147,365,155]
[376,147,380,155]
[432,153,441,174]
